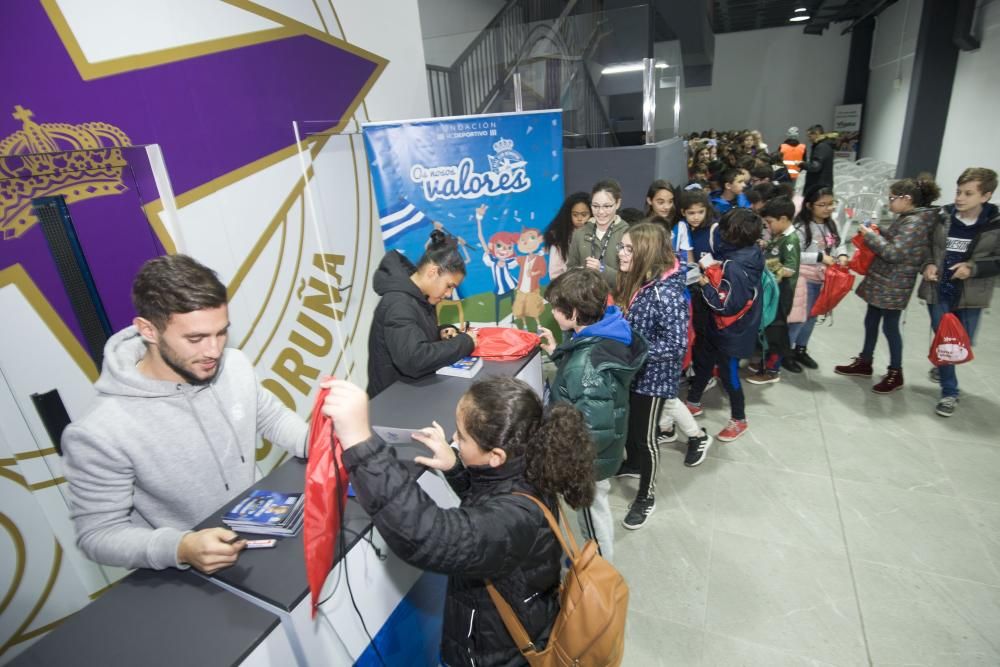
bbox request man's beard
[158,340,219,386]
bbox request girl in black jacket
[367,230,477,397]
[322,376,596,667]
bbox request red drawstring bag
[848,227,879,275]
[702,263,753,329]
[303,381,350,618]
[810,264,855,317]
[471,327,540,361]
[929,313,975,366]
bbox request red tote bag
[471,327,540,361]
[928,312,975,366]
[810,264,855,317]
[847,228,879,275]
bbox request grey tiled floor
[608,290,1000,666]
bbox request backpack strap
[484,583,540,654]
[512,492,580,557]
[484,492,579,657]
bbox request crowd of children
[532,157,999,540]
[349,146,997,664]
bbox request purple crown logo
[0,105,132,240]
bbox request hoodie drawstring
[182,390,234,491]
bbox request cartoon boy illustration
[474,204,520,323]
[512,227,547,330]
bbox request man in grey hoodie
[62,255,308,573]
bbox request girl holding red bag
[787,187,848,369]
[834,178,941,393]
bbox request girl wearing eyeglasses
[566,179,630,288]
[787,186,848,370]
[615,223,711,530]
[835,178,941,393]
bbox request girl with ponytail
[835,177,941,393]
[367,229,476,397]
[321,376,595,667]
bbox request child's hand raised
[412,421,458,472]
[320,379,373,449]
[537,327,556,354]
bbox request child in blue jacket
[691,208,765,443]
[616,223,711,530]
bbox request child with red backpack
[689,208,766,442]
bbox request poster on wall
[833,103,863,161]
[362,110,563,329]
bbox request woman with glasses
[787,186,848,370]
[567,179,631,288]
[835,178,941,393]
[615,223,711,530]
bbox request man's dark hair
[719,208,763,247]
[544,268,608,327]
[808,124,824,135]
[132,254,228,330]
[760,196,796,221]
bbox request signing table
[12,350,540,666]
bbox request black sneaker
[684,431,714,467]
[622,497,656,530]
[615,463,640,479]
[656,426,677,446]
[782,356,803,373]
[935,396,958,417]
[795,346,819,369]
[928,367,941,384]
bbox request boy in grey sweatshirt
[61,255,308,572]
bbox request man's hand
[411,421,458,472]
[320,379,373,448]
[950,262,973,280]
[923,265,939,282]
[537,326,557,355]
[584,257,602,271]
[464,327,478,346]
[178,528,244,574]
[821,253,836,267]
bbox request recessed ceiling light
[789,15,810,22]
[795,7,808,12]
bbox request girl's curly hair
[460,377,595,509]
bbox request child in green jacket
[538,269,647,561]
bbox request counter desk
[11,349,541,667]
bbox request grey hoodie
[61,327,308,570]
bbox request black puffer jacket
[344,436,562,667]
[802,134,837,193]
[367,251,474,397]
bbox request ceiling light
[795,7,808,12]
[602,62,669,75]
[789,15,810,22]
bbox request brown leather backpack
[485,493,628,667]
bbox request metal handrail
[424,0,616,146]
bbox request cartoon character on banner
[475,204,520,324]
[512,226,547,331]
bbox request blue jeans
[928,302,982,398]
[788,281,823,348]
[862,305,903,369]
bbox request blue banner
[362,111,563,325]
